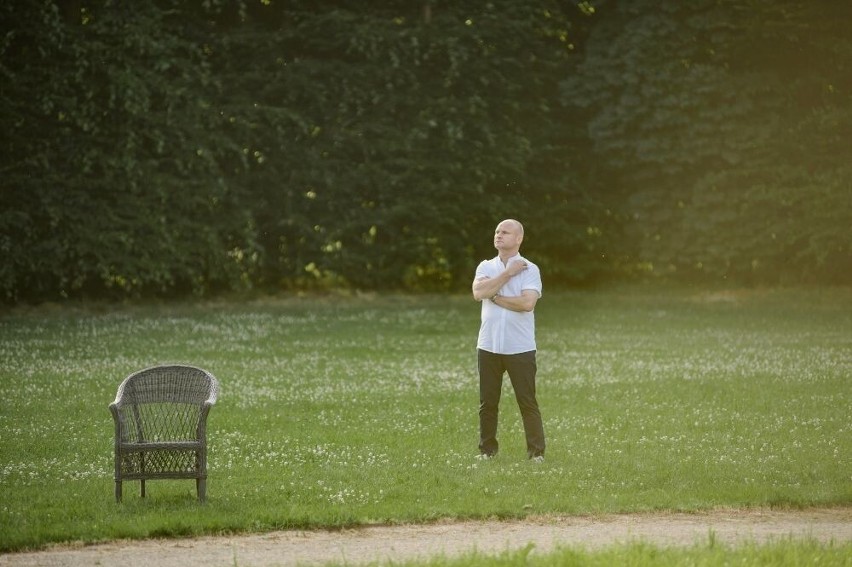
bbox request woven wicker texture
[109,365,219,502]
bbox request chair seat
[118,441,203,451]
[119,470,207,480]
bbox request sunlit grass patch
[361,539,852,567]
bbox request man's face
[494,221,522,252]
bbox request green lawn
[352,539,852,567]
[0,287,849,553]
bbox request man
[471,219,545,461]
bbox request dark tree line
[1,0,849,303]
[563,1,852,285]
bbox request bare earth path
[2,508,850,567]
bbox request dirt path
[2,508,850,567]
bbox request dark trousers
[478,349,545,458]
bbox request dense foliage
[562,0,852,284]
[1,0,849,302]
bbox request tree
[1,1,258,301]
[213,0,590,291]
[561,0,852,284]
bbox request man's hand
[505,259,528,277]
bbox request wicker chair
[109,365,219,502]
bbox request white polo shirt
[475,254,542,355]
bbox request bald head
[500,219,524,238]
[494,219,525,256]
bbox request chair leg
[198,478,206,502]
[115,480,123,503]
[141,479,146,498]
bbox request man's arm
[492,289,539,313]
[472,274,508,302]
[471,260,528,301]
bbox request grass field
[360,539,852,566]
[0,287,850,556]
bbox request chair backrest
[112,365,219,443]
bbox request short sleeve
[522,263,542,296]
